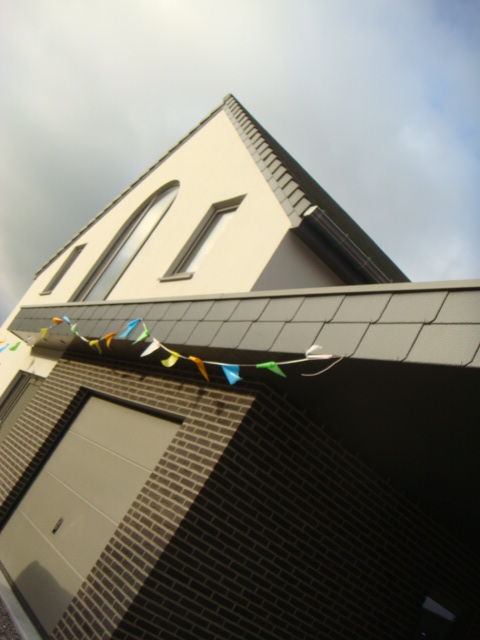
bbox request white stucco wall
[21,111,294,306]
[0,307,60,395]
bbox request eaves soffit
[9,281,480,370]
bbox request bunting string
[2,317,344,384]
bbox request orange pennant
[189,356,209,382]
[52,317,63,325]
[103,332,116,348]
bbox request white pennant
[140,338,161,357]
[305,344,334,360]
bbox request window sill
[159,272,194,283]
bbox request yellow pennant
[40,328,48,340]
[89,339,102,355]
[161,351,180,367]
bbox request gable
[28,95,408,312]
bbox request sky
[1,0,479,323]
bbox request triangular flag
[40,328,49,340]
[70,323,78,335]
[140,339,161,357]
[52,317,63,325]
[189,356,209,382]
[89,339,102,355]
[305,344,333,360]
[63,315,71,325]
[119,318,141,339]
[0,344,9,353]
[222,364,242,385]
[9,342,21,351]
[256,361,286,377]
[133,326,150,344]
[161,351,180,367]
[103,332,116,348]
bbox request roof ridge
[222,95,408,283]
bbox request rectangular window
[41,245,86,295]
[0,373,42,444]
[161,195,245,281]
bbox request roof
[35,95,408,285]
[9,280,480,551]
[11,280,480,368]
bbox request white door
[0,396,179,634]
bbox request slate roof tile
[470,346,480,368]
[238,322,285,351]
[434,291,480,324]
[210,322,252,349]
[91,320,112,338]
[188,321,223,347]
[132,303,154,320]
[271,322,323,354]
[165,321,198,345]
[406,324,480,366]
[354,323,422,361]
[163,302,191,321]
[182,301,214,321]
[114,305,137,321]
[259,298,304,322]
[230,299,269,321]
[333,294,391,323]
[205,300,238,321]
[293,296,344,322]
[315,323,369,357]
[379,292,447,323]
[149,320,176,342]
[88,306,106,320]
[79,320,97,337]
[103,305,124,321]
[145,303,172,321]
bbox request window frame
[71,181,179,301]
[0,372,43,444]
[160,194,245,282]
[41,244,86,295]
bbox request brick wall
[0,352,255,638]
[111,382,480,639]
[0,352,479,639]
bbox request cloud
[1,0,479,323]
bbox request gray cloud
[1,0,479,323]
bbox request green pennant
[256,361,286,377]
[133,326,150,344]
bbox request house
[0,95,479,639]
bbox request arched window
[75,183,179,301]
